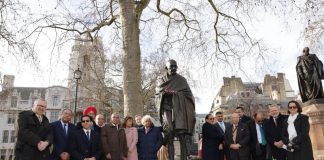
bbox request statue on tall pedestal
[155,59,196,160]
[296,47,324,103]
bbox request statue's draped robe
[296,54,324,102]
[155,74,196,135]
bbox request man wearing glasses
[15,98,53,160]
[101,112,128,160]
[69,115,102,160]
[248,112,268,160]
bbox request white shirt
[83,129,91,139]
[112,123,119,130]
[218,121,226,132]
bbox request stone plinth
[302,103,324,160]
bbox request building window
[53,95,60,107]
[31,97,37,108]
[50,111,59,122]
[7,149,13,160]
[83,55,90,69]
[0,149,6,160]
[2,130,9,143]
[10,130,15,143]
[7,114,16,124]
[11,97,17,108]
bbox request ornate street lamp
[73,68,82,124]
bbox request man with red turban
[76,106,100,133]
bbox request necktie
[37,115,42,123]
[220,122,225,132]
[232,125,237,143]
[259,125,267,145]
[86,131,90,141]
[273,117,277,126]
[63,124,67,136]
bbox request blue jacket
[137,126,163,160]
[49,120,76,160]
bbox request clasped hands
[164,86,175,94]
[106,153,126,160]
[230,143,241,150]
[37,141,49,151]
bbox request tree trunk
[119,0,143,117]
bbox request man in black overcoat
[264,104,288,160]
[15,98,53,160]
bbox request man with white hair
[224,113,250,160]
[264,104,288,160]
[15,98,53,160]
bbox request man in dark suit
[69,115,102,160]
[76,106,100,133]
[15,98,53,160]
[224,113,250,160]
[235,106,253,124]
[249,112,267,160]
[215,111,231,160]
[264,104,288,160]
[50,109,76,160]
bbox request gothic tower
[67,35,106,112]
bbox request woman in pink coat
[122,116,138,160]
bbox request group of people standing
[201,100,314,160]
[15,98,163,160]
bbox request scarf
[287,113,299,141]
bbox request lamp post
[73,68,82,124]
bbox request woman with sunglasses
[282,100,314,160]
[202,113,224,160]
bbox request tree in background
[2,0,323,116]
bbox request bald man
[101,113,128,160]
[224,113,250,160]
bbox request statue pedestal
[302,102,324,160]
[174,140,181,160]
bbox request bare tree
[27,0,284,116]
[303,0,324,49]
[0,0,37,62]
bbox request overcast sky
[0,0,320,113]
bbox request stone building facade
[211,73,297,121]
[0,75,69,160]
[0,36,123,160]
